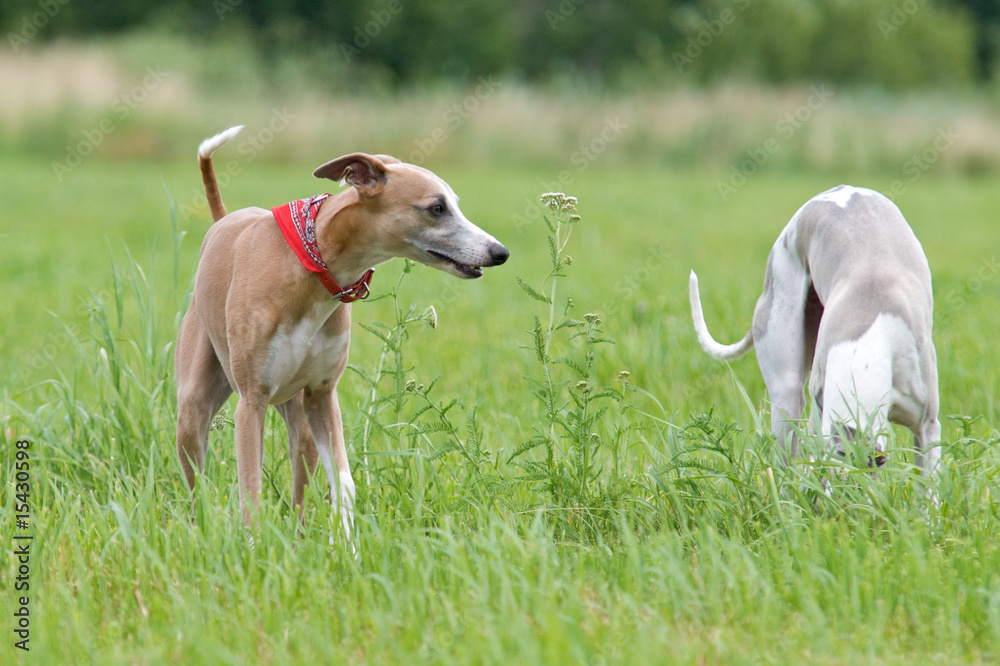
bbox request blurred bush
[0,0,992,90]
[676,0,975,89]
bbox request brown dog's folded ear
[313,153,390,197]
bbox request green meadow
[3,27,1000,658]
[2,130,999,663]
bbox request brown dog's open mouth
[426,249,484,278]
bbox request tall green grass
[2,170,999,663]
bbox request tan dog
[176,126,509,544]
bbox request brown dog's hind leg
[175,304,232,492]
[275,392,320,518]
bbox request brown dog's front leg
[304,386,356,549]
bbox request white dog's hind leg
[752,247,816,460]
[914,418,942,476]
[915,418,943,509]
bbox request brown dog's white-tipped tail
[689,270,754,361]
[198,125,243,222]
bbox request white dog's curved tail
[689,270,754,360]
[198,125,243,223]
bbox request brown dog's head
[315,154,509,278]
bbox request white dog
[689,185,941,473]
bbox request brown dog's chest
[262,301,350,404]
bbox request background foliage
[2,0,998,89]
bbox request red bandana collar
[272,194,374,303]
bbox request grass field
[2,144,999,664]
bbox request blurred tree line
[2,0,997,89]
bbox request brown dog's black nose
[491,244,510,266]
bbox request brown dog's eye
[429,203,446,216]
